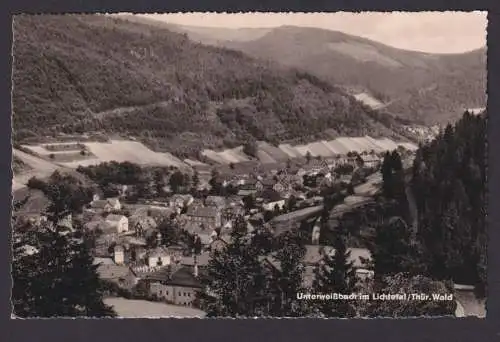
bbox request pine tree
[312,222,357,317]
[271,231,308,316]
[197,216,266,317]
[11,172,116,317]
[369,215,416,280]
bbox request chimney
[156,231,162,246]
[193,254,199,277]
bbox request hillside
[12,15,413,158]
[174,25,486,125]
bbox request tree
[410,112,486,293]
[270,231,310,316]
[367,211,425,280]
[11,176,116,317]
[197,221,266,317]
[192,170,200,189]
[305,151,312,163]
[243,140,258,158]
[242,194,255,212]
[312,222,357,317]
[169,171,186,193]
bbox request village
[24,148,411,315]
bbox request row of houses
[95,238,374,308]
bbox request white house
[105,214,129,234]
[262,199,286,212]
[113,245,125,265]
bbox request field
[103,297,206,318]
[353,92,385,110]
[200,135,417,165]
[12,149,62,190]
[22,140,189,170]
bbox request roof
[261,188,282,202]
[148,246,172,258]
[97,264,134,280]
[186,206,219,218]
[146,266,172,282]
[91,200,111,209]
[93,257,115,266]
[106,214,127,222]
[259,179,276,187]
[166,266,202,288]
[205,196,226,207]
[303,245,372,268]
[181,252,211,267]
[107,198,120,205]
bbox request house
[169,195,194,210]
[185,206,221,229]
[148,266,202,307]
[256,179,276,192]
[146,246,172,268]
[105,214,129,234]
[360,155,381,168]
[113,245,125,265]
[90,198,121,212]
[205,196,226,209]
[262,199,286,212]
[96,264,138,290]
[303,159,329,174]
[181,251,212,271]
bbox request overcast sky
[139,12,487,54]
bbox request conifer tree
[12,172,115,317]
[312,222,357,317]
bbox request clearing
[60,140,188,169]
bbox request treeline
[360,111,486,296]
[76,161,195,199]
[411,111,487,294]
[13,15,402,156]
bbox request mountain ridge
[140,20,486,125]
[12,15,414,159]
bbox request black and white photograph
[10,11,487,319]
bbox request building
[185,206,221,229]
[262,199,286,212]
[205,196,226,209]
[148,266,202,307]
[146,246,172,268]
[105,214,129,234]
[113,245,125,265]
[256,179,276,192]
[90,198,121,212]
[169,194,194,210]
[96,264,138,290]
[360,155,381,168]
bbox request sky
[139,12,487,54]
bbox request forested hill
[203,26,486,125]
[13,15,410,158]
[411,111,486,292]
